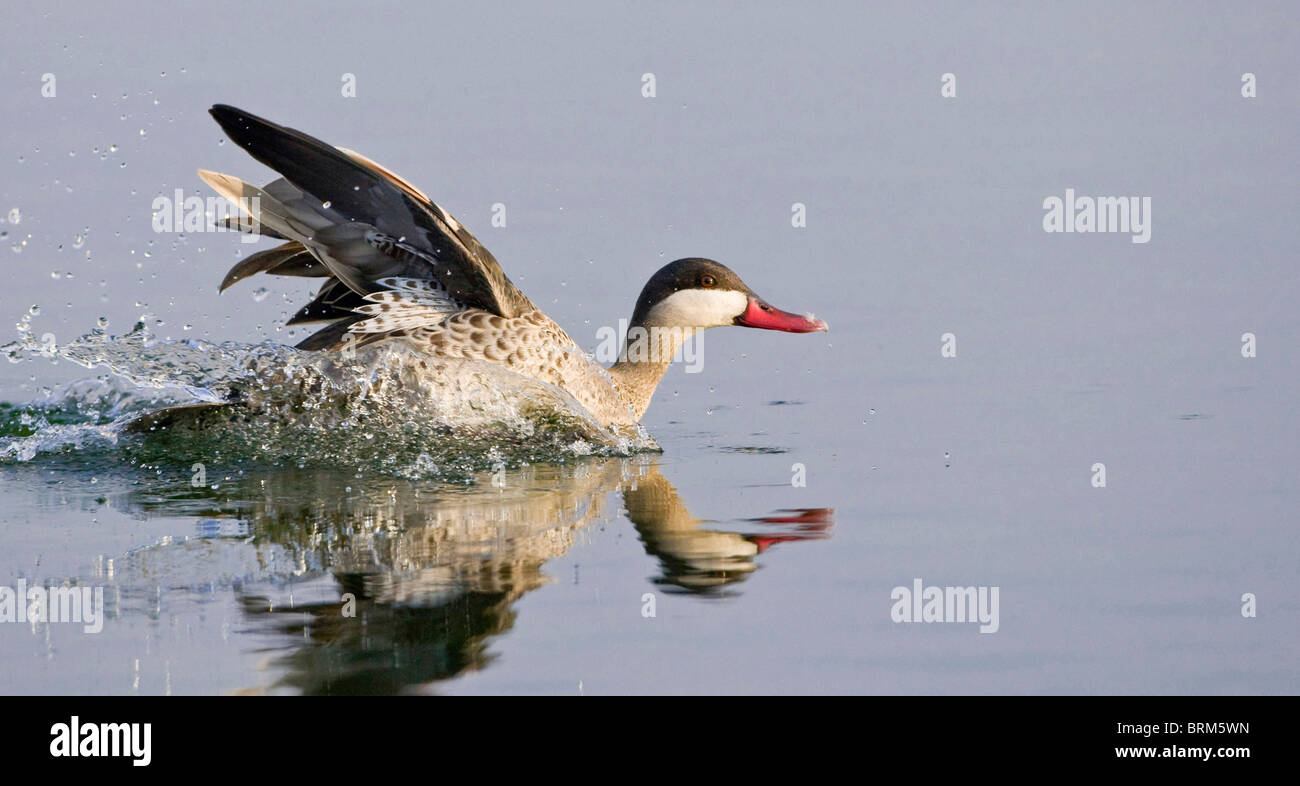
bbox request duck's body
[200,105,826,428]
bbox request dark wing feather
[208,104,533,317]
[285,279,369,325]
[266,253,328,278]
[295,317,379,352]
[220,242,325,292]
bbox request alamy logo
[1042,189,1151,244]
[592,319,704,373]
[151,189,261,243]
[50,716,151,767]
[890,578,1000,633]
[0,580,104,633]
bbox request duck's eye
[700,274,716,287]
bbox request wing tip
[196,168,232,192]
[209,103,249,128]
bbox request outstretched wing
[206,104,534,329]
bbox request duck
[198,104,827,428]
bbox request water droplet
[321,200,331,209]
[252,287,269,302]
[108,144,118,153]
[28,305,40,315]
[7,208,20,224]
[73,234,85,248]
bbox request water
[1,2,1298,694]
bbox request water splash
[2,324,656,476]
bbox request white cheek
[645,289,748,328]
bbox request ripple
[718,445,789,455]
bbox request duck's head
[630,258,829,333]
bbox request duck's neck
[606,322,696,422]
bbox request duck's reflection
[624,470,831,593]
[121,458,832,694]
